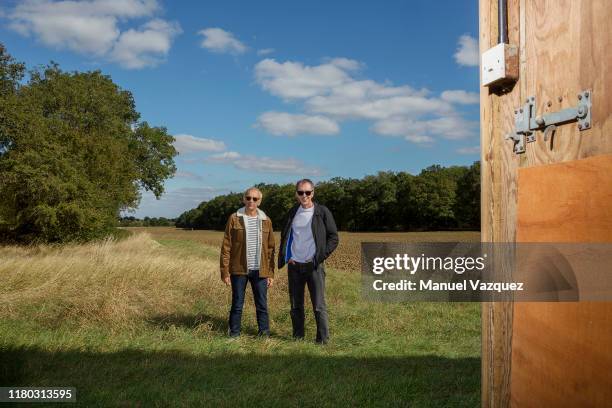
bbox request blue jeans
[229,270,269,336]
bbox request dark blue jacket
[278,203,339,269]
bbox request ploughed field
[0,227,481,407]
[128,227,481,271]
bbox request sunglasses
[245,196,259,202]
[296,190,313,196]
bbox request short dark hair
[295,178,315,190]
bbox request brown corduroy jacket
[220,208,275,279]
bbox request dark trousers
[288,261,329,343]
[229,269,269,336]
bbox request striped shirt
[245,215,260,270]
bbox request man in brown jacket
[220,187,275,337]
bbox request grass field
[0,227,481,407]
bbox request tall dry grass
[0,233,221,328]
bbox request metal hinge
[506,90,592,154]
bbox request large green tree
[0,45,177,243]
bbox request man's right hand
[222,276,231,286]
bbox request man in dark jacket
[278,178,339,344]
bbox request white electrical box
[481,43,518,87]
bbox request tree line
[176,162,480,232]
[119,216,177,227]
[0,44,177,243]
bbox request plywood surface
[480,0,522,405]
[512,154,612,408]
[481,0,612,406]
[522,0,612,166]
[517,154,612,240]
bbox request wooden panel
[522,0,612,166]
[512,154,612,408]
[511,303,612,408]
[517,154,612,239]
[480,0,522,406]
[480,0,612,406]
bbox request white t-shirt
[290,205,316,262]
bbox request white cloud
[6,0,180,69]
[175,171,203,180]
[209,151,323,175]
[209,151,241,161]
[441,90,479,105]
[254,58,355,100]
[372,116,477,143]
[454,34,479,67]
[324,57,364,71]
[456,146,481,155]
[173,134,226,154]
[307,90,452,120]
[110,19,181,69]
[257,48,275,56]
[255,112,339,136]
[425,116,478,140]
[198,27,247,55]
[254,57,478,145]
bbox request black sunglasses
[245,196,259,202]
[296,190,313,196]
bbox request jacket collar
[237,207,267,220]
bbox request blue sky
[0,0,480,218]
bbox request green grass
[0,233,481,407]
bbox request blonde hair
[244,187,263,199]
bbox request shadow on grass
[0,346,479,407]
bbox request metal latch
[506,90,592,154]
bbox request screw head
[585,91,590,97]
[558,96,563,103]
[547,101,552,107]
[578,124,583,130]
[514,110,518,114]
[585,122,590,127]
[525,98,530,103]
[578,94,582,100]
[519,108,523,113]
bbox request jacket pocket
[231,224,245,243]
